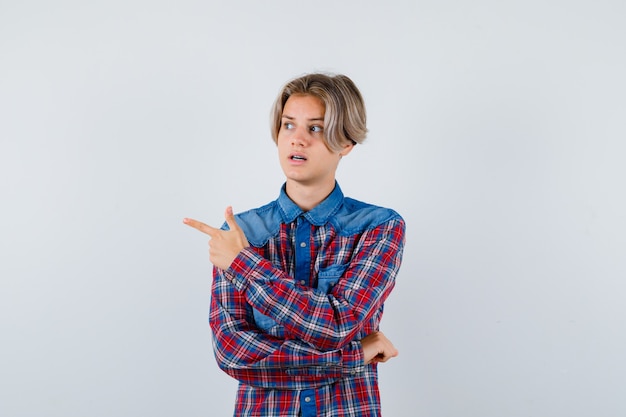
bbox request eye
[282,122,294,130]
[310,125,323,133]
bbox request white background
[1,1,625,416]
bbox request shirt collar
[277,182,344,226]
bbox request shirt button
[300,242,306,248]
[300,280,306,285]
[304,397,311,403]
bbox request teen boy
[184,73,405,416]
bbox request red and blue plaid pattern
[208,185,405,416]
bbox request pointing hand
[183,206,249,270]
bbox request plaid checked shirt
[210,183,405,417]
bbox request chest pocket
[316,263,347,293]
[252,264,348,332]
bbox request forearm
[211,327,366,389]
[210,272,366,390]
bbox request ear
[338,141,355,158]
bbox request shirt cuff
[341,340,366,376]
[283,341,366,378]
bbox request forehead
[282,94,325,118]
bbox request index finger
[183,217,219,237]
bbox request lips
[289,153,307,161]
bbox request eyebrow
[282,115,325,122]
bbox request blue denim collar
[277,182,344,226]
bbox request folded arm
[226,218,405,351]
[209,268,366,390]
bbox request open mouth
[290,154,307,161]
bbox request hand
[183,206,250,270]
[360,331,399,365]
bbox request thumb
[224,206,240,231]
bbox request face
[277,94,353,190]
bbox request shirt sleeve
[209,266,366,390]
[225,217,405,352]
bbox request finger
[376,349,397,364]
[384,346,399,361]
[383,339,398,357]
[224,206,240,231]
[371,354,383,363]
[183,218,219,237]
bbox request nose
[291,136,305,147]
[290,126,309,147]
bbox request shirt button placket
[300,389,316,417]
[294,217,311,287]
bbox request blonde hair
[270,73,367,152]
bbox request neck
[285,179,336,212]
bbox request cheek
[276,132,289,147]
[277,137,288,152]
